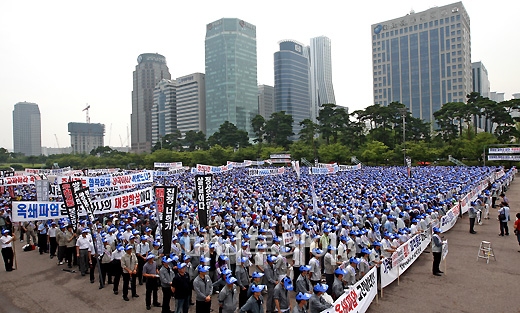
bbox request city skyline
[1,0,519,151]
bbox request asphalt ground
[0,174,519,313]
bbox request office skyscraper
[309,36,336,122]
[371,1,471,123]
[151,79,177,147]
[131,53,171,153]
[176,73,206,136]
[471,61,490,99]
[13,102,41,156]
[258,85,275,120]
[205,18,258,138]
[274,40,311,137]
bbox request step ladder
[477,241,496,263]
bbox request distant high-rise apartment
[274,40,311,137]
[205,18,258,138]
[176,73,206,136]
[131,53,171,153]
[258,85,275,119]
[309,36,336,122]
[371,1,471,123]
[151,79,177,147]
[68,122,104,154]
[13,102,41,156]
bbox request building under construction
[68,122,105,154]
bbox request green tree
[318,143,350,164]
[152,131,183,152]
[251,115,266,144]
[208,121,249,148]
[264,111,294,149]
[360,140,392,165]
[183,130,207,151]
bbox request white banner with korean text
[248,167,285,176]
[11,186,154,222]
[380,229,431,288]
[321,266,377,313]
[56,171,153,193]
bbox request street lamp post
[399,108,407,166]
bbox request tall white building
[309,36,336,122]
[471,61,490,98]
[371,2,471,123]
[176,73,206,136]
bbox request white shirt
[1,235,13,248]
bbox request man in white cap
[1,229,15,271]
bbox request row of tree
[1,92,518,170]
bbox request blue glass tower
[274,40,311,137]
[371,2,471,123]
[205,18,258,138]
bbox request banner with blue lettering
[11,186,154,222]
[56,170,153,193]
[248,167,285,176]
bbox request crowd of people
[0,165,516,313]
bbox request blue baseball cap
[350,257,360,264]
[178,262,187,269]
[283,277,293,291]
[125,245,133,251]
[313,283,328,293]
[252,271,264,278]
[334,268,346,276]
[250,285,265,293]
[226,276,237,285]
[198,265,210,272]
[295,292,311,301]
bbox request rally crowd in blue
[0,165,513,313]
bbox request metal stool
[477,241,496,263]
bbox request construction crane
[83,104,90,123]
[54,134,60,148]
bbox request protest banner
[248,167,285,176]
[59,180,83,231]
[154,162,182,168]
[0,175,37,186]
[310,165,338,175]
[282,231,295,245]
[155,186,177,255]
[338,164,362,172]
[195,164,230,174]
[439,203,460,233]
[195,174,212,228]
[35,179,49,201]
[56,170,153,193]
[380,229,431,288]
[12,186,154,222]
[321,266,377,313]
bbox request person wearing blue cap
[1,229,15,271]
[111,245,125,295]
[240,284,265,313]
[358,248,372,278]
[37,221,48,255]
[274,276,293,313]
[159,257,176,313]
[75,228,92,276]
[136,235,151,285]
[247,272,264,299]
[431,227,443,276]
[331,268,346,301]
[236,257,250,307]
[344,258,359,286]
[323,245,336,294]
[121,245,139,301]
[56,224,67,265]
[264,255,278,313]
[309,284,332,313]
[218,276,238,313]
[292,292,311,313]
[294,266,312,295]
[142,254,161,310]
[309,249,323,286]
[172,263,191,313]
[47,222,58,259]
[194,265,213,313]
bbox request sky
[1,0,519,151]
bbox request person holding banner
[514,213,520,251]
[432,227,443,276]
[308,284,332,313]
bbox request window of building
[451,16,455,22]
[429,21,433,27]
[419,24,422,30]
[456,15,461,21]
[458,71,462,75]
[435,20,439,26]
[414,25,418,31]
[457,44,461,48]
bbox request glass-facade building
[205,18,258,138]
[151,79,177,146]
[371,1,471,123]
[309,36,336,122]
[274,40,311,137]
[258,85,275,120]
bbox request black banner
[59,181,82,232]
[195,174,212,229]
[155,186,178,256]
[74,187,96,224]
